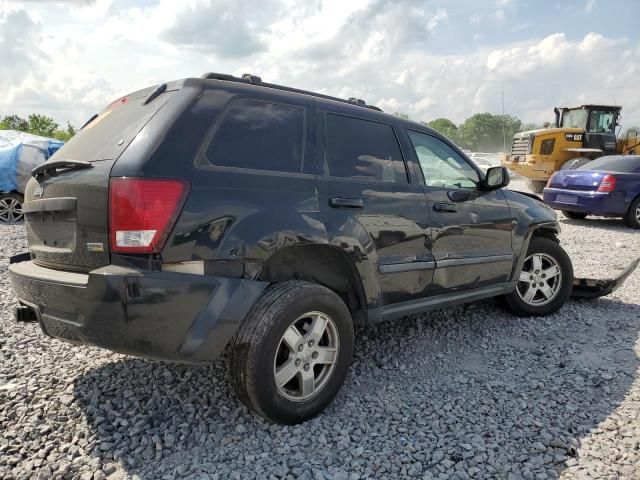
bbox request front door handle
[329,197,364,209]
[433,202,457,212]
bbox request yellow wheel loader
[502,105,640,193]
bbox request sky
[1,0,640,130]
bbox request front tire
[623,196,640,229]
[228,281,354,424]
[562,210,588,220]
[503,237,573,316]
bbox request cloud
[161,0,283,58]
[585,0,596,13]
[294,1,448,63]
[0,5,113,127]
[0,10,43,87]
[244,29,640,127]
[1,0,639,132]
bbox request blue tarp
[0,130,64,193]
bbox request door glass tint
[588,110,615,134]
[407,130,479,189]
[325,114,407,183]
[206,99,304,173]
[562,109,588,129]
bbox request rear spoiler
[571,258,639,299]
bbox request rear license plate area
[556,194,577,204]
[26,211,76,251]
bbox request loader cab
[558,105,621,154]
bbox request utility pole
[501,87,506,154]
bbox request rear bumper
[543,188,626,215]
[8,257,268,363]
[572,258,640,299]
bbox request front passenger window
[407,130,479,189]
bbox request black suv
[9,73,585,424]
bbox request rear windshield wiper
[142,83,167,105]
[32,160,93,178]
[80,113,98,130]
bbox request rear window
[325,114,407,183]
[205,99,305,173]
[577,155,640,173]
[53,92,175,162]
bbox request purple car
[543,155,640,229]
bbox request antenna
[501,87,506,154]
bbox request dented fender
[571,258,639,299]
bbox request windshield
[51,91,175,162]
[588,110,616,134]
[561,109,588,129]
[577,155,640,173]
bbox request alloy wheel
[0,197,23,223]
[273,311,339,402]
[516,253,563,306]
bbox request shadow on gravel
[73,297,640,479]
[560,216,640,233]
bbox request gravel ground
[1,181,639,480]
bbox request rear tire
[228,281,354,424]
[623,196,640,229]
[0,193,23,223]
[529,180,547,194]
[562,210,588,220]
[503,237,573,317]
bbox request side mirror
[482,166,510,190]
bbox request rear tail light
[546,173,556,188]
[597,174,617,193]
[109,178,190,253]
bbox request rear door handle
[329,197,364,209]
[433,202,457,212]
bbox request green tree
[0,113,75,141]
[27,114,59,137]
[0,114,29,131]
[425,118,459,143]
[52,122,76,142]
[457,113,522,152]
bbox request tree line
[0,114,76,142]
[395,112,640,152]
[2,111,638,150]
[393,112,541,152]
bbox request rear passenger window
[206,99,304,173]
[325,114,407,183]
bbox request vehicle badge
[33,184,44,199]
[86,243,105,252]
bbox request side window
[206,99,304,173]
[407,130,479,189]
[588,110,615,134]
[325,114,407,183]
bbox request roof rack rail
[200,72,382,112]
